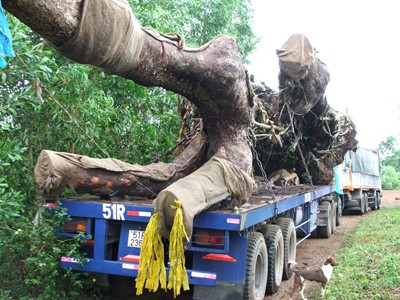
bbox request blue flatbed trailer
[56,184,339,299]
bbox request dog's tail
[288,261,298,271]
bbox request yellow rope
[136,200,190,298]
[167,200,190,298]
[135,211,166,295]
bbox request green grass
[314,207,400,300]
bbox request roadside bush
[0,205,106,299]
[381,165,400,190]
[1,69,102,300]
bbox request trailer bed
[60,184,334,231]
[56,184,337,297]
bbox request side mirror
[345,159,351,168]
[343,159,351,172]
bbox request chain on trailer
[248,130,278,216]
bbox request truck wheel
[335,195,342,227]
[335,203,341,226]
[244,232,268,300]
[261,224,284,294]
[318,203,332,238]
[363,192,369,214]
[330,202,337,234]
[376,192,381,210]
[310,227,319,238]
[371,192,379,210]
[276,218,296,280]
[356,194,365,215]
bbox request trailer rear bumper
[60,257,217,287]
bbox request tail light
[62,218,88,234]
[192,229,225,249]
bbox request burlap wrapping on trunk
[153,156,255,238]
[277,33,315,80]
[34,132,207,197]
[55,0,144,75]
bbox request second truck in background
[335,148,382,214]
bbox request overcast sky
[247,0,400,149]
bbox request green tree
[381,165,400,190]
[129,0,257,62]
[379,136,400,189]
[379,136,398,160]
[0,1,257,298]
[384,150,400,172]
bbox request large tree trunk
[34,132,208,198]
[4,0,357,197]
[251,34,358,184]
[4,0,253,176]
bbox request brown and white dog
[288,256,339,300]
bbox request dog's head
[287,261,298,271]
[324,256,339,267]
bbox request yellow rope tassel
[135,211,166,295]
[167,200,190,298]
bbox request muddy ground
[267,190,400,300]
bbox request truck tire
[276,218,296,280]
[330,202,337,234]
[376,192,381,210]
[261,224,284,294]
[371,191,379,210]
[310,227,319,238]
[335,195,342,227]
[318,203,332,238]
[356,194,365,215]
[363,192,369,214]
[244,232,268,300]
[336,203,341,226]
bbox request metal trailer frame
[57,185,335,299]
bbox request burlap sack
[55,0,144,74]
[153,156,255,238]
[277,33,315,80]
[34,132,207,197]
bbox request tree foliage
[379,136,398,160]
[129,0,257,62]
[379,136,400,190]
[381,165,400,190]
[0,1,257,298]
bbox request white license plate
[127,230,144,248]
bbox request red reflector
[209,237,217,244]
[202,253,236,262]
[45,203,57,209]
[120,255,140,263]
[85,240,95,247]
[127,210,151,217]
[127,211,140,216]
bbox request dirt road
[266,190,400,300]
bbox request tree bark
[4,0,253,175]
[5,1,357,198]
[34,131,208,198]
[248,34,357,184]
[3,0,82,46]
